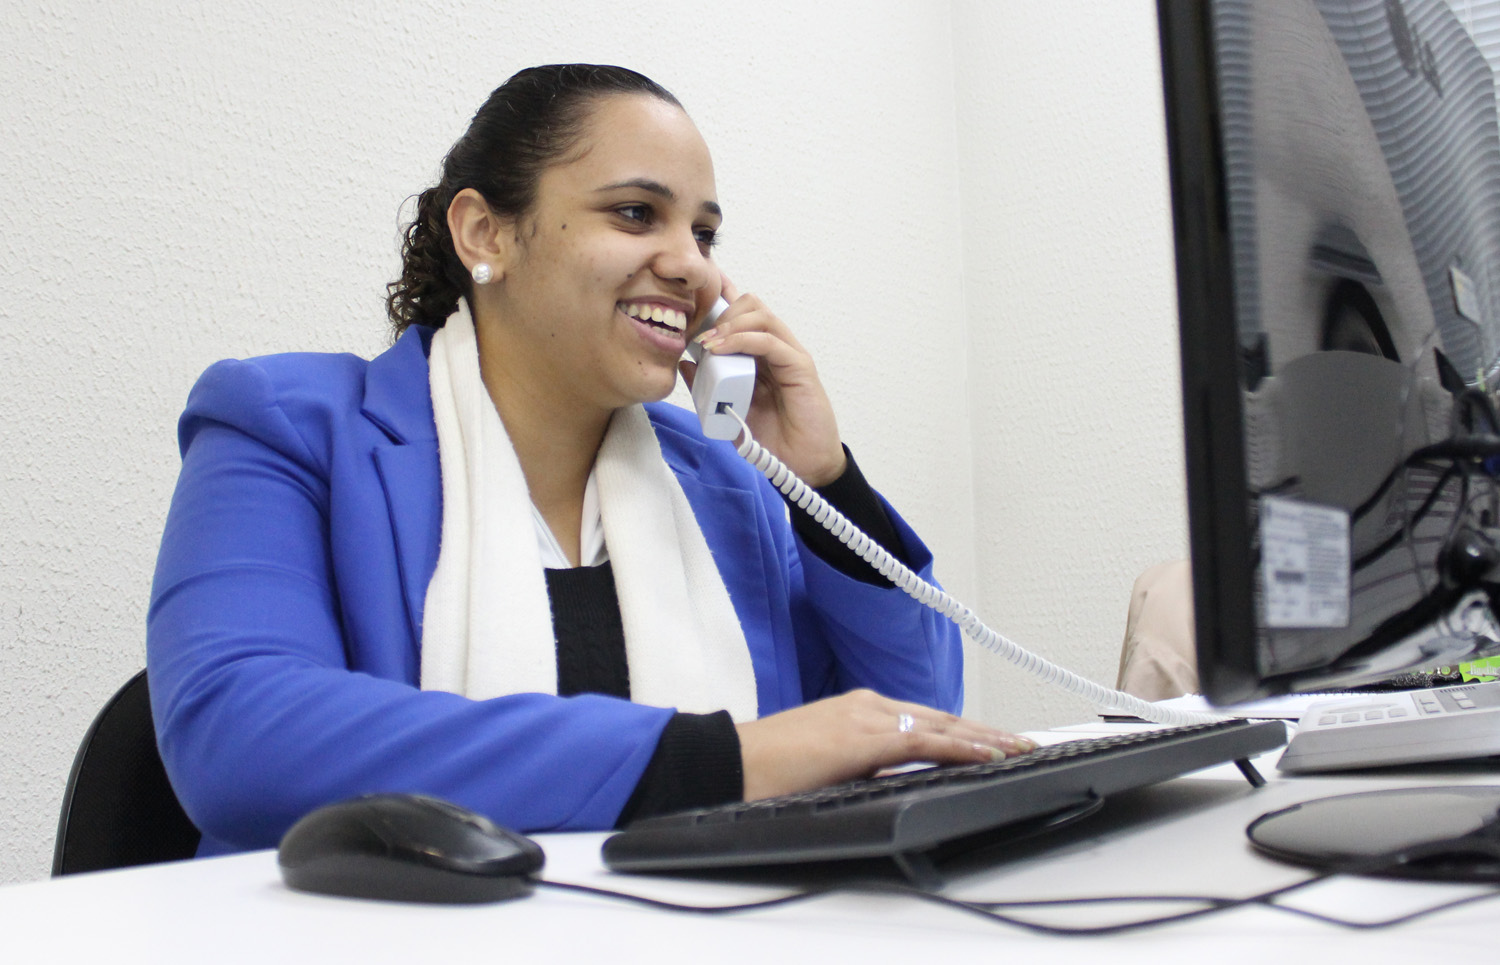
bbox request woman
[147,64,1032,856]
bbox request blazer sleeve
[147,357,675,854]
[649,403,965,720]
[786,492,966,715]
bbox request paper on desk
[1144,692,1363,720]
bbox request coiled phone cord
[727,409,1224,727]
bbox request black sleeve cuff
[784,445,910,586]
[615,710,743,827]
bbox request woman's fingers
[697,292,808,358]
[696,329,802,372]
[689,287,844,484]
[735,690,1036,801]
[891,710,1037,756]
[872,701,1037,768]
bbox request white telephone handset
[685,297,757,440]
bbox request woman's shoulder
[183,350,373,443]
[189,327,429,414]
[191,350,369,403]
[179,328,433,460]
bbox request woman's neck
[473,322,610,568]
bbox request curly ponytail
[386,186,469,334]
[385,65,682,339]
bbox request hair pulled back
[386,64,681,337]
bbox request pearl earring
[471,262,494,285]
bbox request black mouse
[277,792,545,903]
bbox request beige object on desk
[1115,559,1199,700]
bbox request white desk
[5,727,1495,963]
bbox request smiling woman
[145,64,1034,857]
[450,95,720,419]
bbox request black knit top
[542,447,912,827]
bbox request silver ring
[897,713,916,734]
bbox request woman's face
[487,93,722,412]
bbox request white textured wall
[0,0,1180,883]
[953,0,1188,727]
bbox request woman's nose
[653,227,714,292]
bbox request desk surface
[6,724,1495,963]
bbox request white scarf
[419,300,758,721]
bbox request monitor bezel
[1157,0,1267,704]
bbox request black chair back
[53,669,201,875]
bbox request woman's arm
[740,473,1032,800]
[678,285,1033,800]
[148,356,675,852]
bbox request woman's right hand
[734,689,1037,801]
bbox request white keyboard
[1278,680,1500,772]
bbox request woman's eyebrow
[596,177,721,217]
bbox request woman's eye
[616,204,652,224]
[694,226,720,248]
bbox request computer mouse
[277,792,545,903]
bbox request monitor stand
[1247,786,1500,882]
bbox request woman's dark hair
[386,64,682,336]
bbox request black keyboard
[602,719,1287,877]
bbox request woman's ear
[447,188,510,284]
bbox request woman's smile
[618,299,691,354]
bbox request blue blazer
[147,326,963,855]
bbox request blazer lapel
[650,410,767,583]
[362,327,442,646]
[652,412,780,707]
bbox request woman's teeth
[621,302,687,333]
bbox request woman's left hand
[680,275,847,486]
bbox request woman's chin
[607,367,681,410]
[638,377,679,406]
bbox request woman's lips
[619,301,688,332]
[619,303,689,353]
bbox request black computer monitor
[1159,0,1500,705]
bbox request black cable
[1443,464,1475,572]
[886,885,1286,937]
[537,878,839,914]
[916,886,1500,937]
[536,875,1275,936]
[535,860,1500,938]
[1353,462,1458,571]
